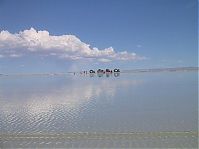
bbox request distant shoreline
[0,67,198,76]
[122,67,198,73]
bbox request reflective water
[0,71,198,148]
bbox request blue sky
[0,0,197,73]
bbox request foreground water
[0,71,198,148]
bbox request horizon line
[0,66,198,76]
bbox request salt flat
[0,71,198,148]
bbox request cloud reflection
[0,76,142,114]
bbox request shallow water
[0,71,198,148]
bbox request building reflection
[97,73,104,77]
[114,72,120,77]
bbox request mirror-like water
[0,71,198,148]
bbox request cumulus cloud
[0,28,144,62]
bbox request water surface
[0,71,198,148]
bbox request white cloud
[9,54,22,58]
[0,28,145,62]
[98,58,111,63]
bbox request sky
[0,0,197,73]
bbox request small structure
[89,70,95,73]
[97,69,105,73]
[114,69,120,72]
[105,69,111,73]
